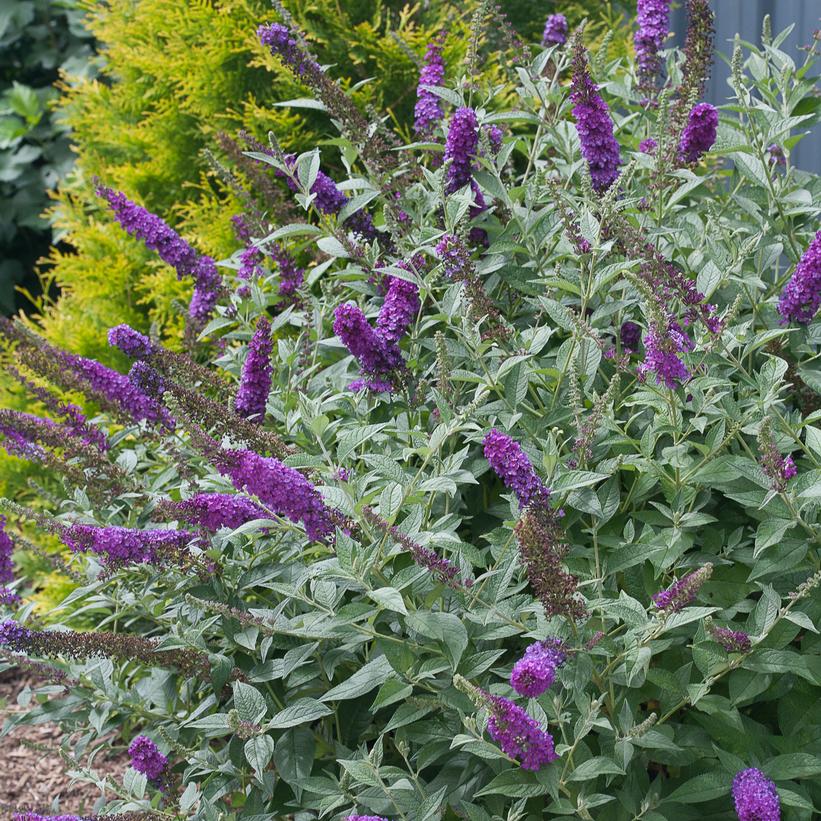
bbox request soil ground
[0,670,129,816]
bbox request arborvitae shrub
[1,3,820,821]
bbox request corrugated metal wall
[669,1,820,172]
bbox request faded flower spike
[234,316,273,423]
[652,563,712,612]
[542,14,568,47]
[128,735,169,784]
[510,638,567,697]
[414,41,445,135]
[757,417,797,492]
[483,429,550,509]
[485,693,558,770]
[709,624,751,653]
[732,768,780,821]
[678,102,718,164]
[777,229,821,325]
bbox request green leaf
[274,727,315,787]
[552,471,610,493]
[567,756,624,781]
[475,768,556,798]
[764,753,821,781]
[367,586,408,615]
[406,611,469,669]
[244,734,274,780]
[321,655,393,701]
[268,698,332,729]
[665,771,728,804]
[233,681,268,723]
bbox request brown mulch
[0,670,130,816]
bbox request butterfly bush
[1,5,820,821]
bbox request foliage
[2,5,821,821]
[0,0,94,314]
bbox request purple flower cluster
[237,245,265,296]
[234,316,273,423]
[12,814,82,821]
[258,22,320,77]
[162,493,269,532]
[129,361,166,398]
[678,102,718,164]
[0,516,16,586]
[108,324,155,359]
[216,447,334,542]
[376,276,420,344]
[510,639,567,697]
[486,693,558,770]
[732,768,780,821]
[767,143,786,166]
[777,230,821,324]
[61,524,195,567]
[96,185,221,321]
[444,107,479,194]
[652,564,712,612]
[709,624,751,653]
[570,47,621,192]
[269,242,304,299]
[636,320,694,389]
[61,351,173,429]
[0,619,32,649]
[128,735,169,783]
[639,138,657,154]
[634,0,671,85]
[758,418,797,492]
[333,303,404,393]
[483,429,550,509]
[414,41,445,136]
[620,321,642,352]
[542,14,568,47]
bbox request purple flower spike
[620,321,642,352]
[634,0,672,85]
[510,639,567,697]
[234,316,273,423]
[96,185,222,321]
[444,107,479,194]
[333,303,403,392]
[161,493,269,532]
[376,276,420,344]
[652,564,712,612]
[0,619,33,650]
[570,47,621,192]
[414,41,446,136]
[483,429,550,509]
[12,813,83,821]
[639,138,657,154]
[128,735,169,783]
[678,102,718,164]
[61,524,196,567]
[732,768,780,821]
[542,14,568,47]
[216,447,335,542]
[108,324,155,359]
[486,694,558,770]
[777,230,821,325]
[636,319,693,389]
[0,516,14,585]
[258,22,320,77]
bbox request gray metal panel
[669,0,820,172]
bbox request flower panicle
[652,563,713,612]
